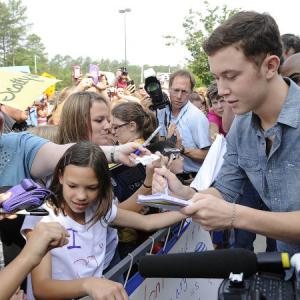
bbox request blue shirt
[0,132,48,186]
[157,101,211,173]
[213,80,300,255]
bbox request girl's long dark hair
[49,141,112,225]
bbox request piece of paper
[0,70,60,111]
[135,154,160,166]
[137,193,190,211]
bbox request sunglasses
[289,73,300,84]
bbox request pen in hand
[134,125,162,155]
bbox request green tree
[182,1,239,86]
[0,1,11,65]
[13,33,48,73]
[1,0,31,66]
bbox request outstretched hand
[152,166,185,196]
[115,142,151,166]
[23,222,69,268]
[181,193,234,231]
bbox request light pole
[118,8,131,68]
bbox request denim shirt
[213,79,300,255]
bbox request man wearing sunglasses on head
[156,70,211,180]
[281,52,300,86]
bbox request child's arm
[112,207,186,231]
[0,222,68,300]
[31,250,128,299]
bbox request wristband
[142,183,152,189]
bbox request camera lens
[147,82,159,92]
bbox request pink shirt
[208,110,226,136]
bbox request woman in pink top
[206,82,226,140]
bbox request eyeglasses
[111,122,129,131]
[289,73,300,84]
[169,88,191,96]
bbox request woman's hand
[115,143,151,166]
[0,192,17,220]
[124,84,135,95]
[167,124,182,149]
[167,123,177,139]
[83,277,129,300]
[144,153,168,186]
[23,222,69,268]
[152,166,184,196]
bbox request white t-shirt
[21,203,117,299]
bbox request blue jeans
[233,181,276,252]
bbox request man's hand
[181,193,234,231]
[115,142,151,166]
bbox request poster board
[128,221,222,300]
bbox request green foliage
[182,0,240,86]
[0,0,32,66]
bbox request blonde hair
[48,86,76,125]
[27,125,59,143]
[57,91,108,144]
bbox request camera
[144,76,170,110]
[88,64,99,85]
[120,66,128,75]
[218,272,297,299]
[72,65,81,80]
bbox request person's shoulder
[229,113,252,133]
[207,110,218,119]
[2,131,49,151]
[186,101,208,119]
[1,131,27,143]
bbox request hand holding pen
[134,125,162,155]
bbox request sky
[22,0,300,67]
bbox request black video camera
[144,76,169,110]
[218,272,297,299]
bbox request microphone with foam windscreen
[139,248,290,279]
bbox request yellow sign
[0,71,60,111]
[41,72,56,97]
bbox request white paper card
[137,193,190,211]
[135,154,160,166]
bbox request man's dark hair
[281,33,300,54]
[203,11,282,66]
[169,70,195,91]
